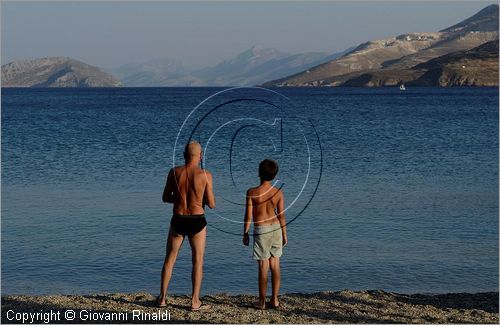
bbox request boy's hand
[243,233,250,246]
[282,234,288,247]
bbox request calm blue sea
[1,87,498,295]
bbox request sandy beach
[2,290,498,323]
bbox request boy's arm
[162,169,175,203]
[203,171,216,209]
[243,190,253,246]
[277,190,287,246]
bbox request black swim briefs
[170,214,207,237]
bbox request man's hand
[282,234,288,247]
[243,233,250,246]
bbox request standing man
[158,141,215,311]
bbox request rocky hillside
[442,3,499,33]
[1,57,121,87]
[411,39,499,86]
[263,4,499,87]
[342,40,498,87]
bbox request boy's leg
[159,228,185,305]
[258,259,270,309]
[188,227,207,309]
[269,256,280,307]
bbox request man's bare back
[163,165,215,215]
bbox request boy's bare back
[247,183,284,226]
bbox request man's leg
[258,259,270,309]
[269,256,280,307]
[188,227,206,309]
[159,228,184,305]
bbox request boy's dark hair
[259,159,279,181]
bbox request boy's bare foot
[191,300,211,311]
[268,302,280,309]
[253,302,266,310]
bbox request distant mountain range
[104,58,203,87]
[106,45,351,87]
[1,57,120,87]
[1,4,498,88]
[263,4,499,87]
[1,46,350,88]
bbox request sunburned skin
[159,141,215,311]
[243,159,288,310]
[245,183,284,226]
[163,164,215,215]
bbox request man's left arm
[203,171,216,209]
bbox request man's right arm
[162,168,175,203]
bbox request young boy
[243,159,287,310]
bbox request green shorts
[253,223,283,260]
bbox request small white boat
[399,84,406,91]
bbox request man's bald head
[184,141,202,162]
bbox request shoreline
[2,290,498,323]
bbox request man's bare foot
[191,298,201,310]
[254,297,266,310]
[157,295,167,307]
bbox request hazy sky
[1,1,496,69]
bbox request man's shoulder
[171,166,184,174]
[171,165,205,171]
[200,168,212,174]
[198,168,212,178]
